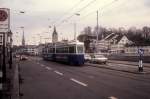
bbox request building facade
[89,33,132,53]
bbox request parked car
[84,54,91,62]
[91,54,108,64]
[20,55,28,60]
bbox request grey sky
[0,0,150,45]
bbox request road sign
[0,8,10,32]
[0,10,8,21]
[0,34,3,45]
[138,48,144,55]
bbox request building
[90,33,132,53]
[23,45,38,55]
[52,26,58,43]
[125,46,150,56]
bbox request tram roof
[45,40,84,47]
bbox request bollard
[138,59,143,72]
[138,48,144,72]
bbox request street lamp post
[96,11,99,53]
[74,13,80,41]
[20,26,25,46]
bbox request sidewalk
[86,62,150,74]
[1,59,20,99]
[108,60,150,67]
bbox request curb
[108,61,150,68]
[85,63,148,74]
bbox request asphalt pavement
[19,56,150,99]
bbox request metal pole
[2,33,6,81]
[97,11,99,41]
[96,10,99,53]
[40,36,41,44]
[74,22,76,40]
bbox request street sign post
[0,34,3,45]
[138,48,144,72]
[0,8,10,83]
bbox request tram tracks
[38,60,150,84]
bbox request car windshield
[77,46,84,53]
[93,55,105,58]
[85,54,90,57]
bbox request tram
[42,41,85,65]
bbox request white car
[84,54,91,62]
[20,55,28,60]
[91,54,108,64]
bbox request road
[19,56,150,99]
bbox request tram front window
[77,46,84,53]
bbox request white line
[46,67,52,70]
[88,75,94,78]
[108,96,118,99]
[70,78,88,87]
[54,70,63,76]
[41,64,45,67]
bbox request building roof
[24,45,37,48]
[103,33,127,44]
[105,33,116,40]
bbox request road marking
[70,78,88,87]
[41,64,45,67]
[88,75,94,78]
[54,70,63,76]
[108,96,118,99]
[46,67,52,70]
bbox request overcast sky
[0,0,150,45]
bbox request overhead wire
[78,0,119,21]
[53,0,85,26]
[76,0,97,13]
[57,0,97,27]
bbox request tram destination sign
[0,8,10,33]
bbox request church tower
[52,26,58,43]
[21,27,25,46]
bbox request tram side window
[69,46,75,53]
[48,48,50,53]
